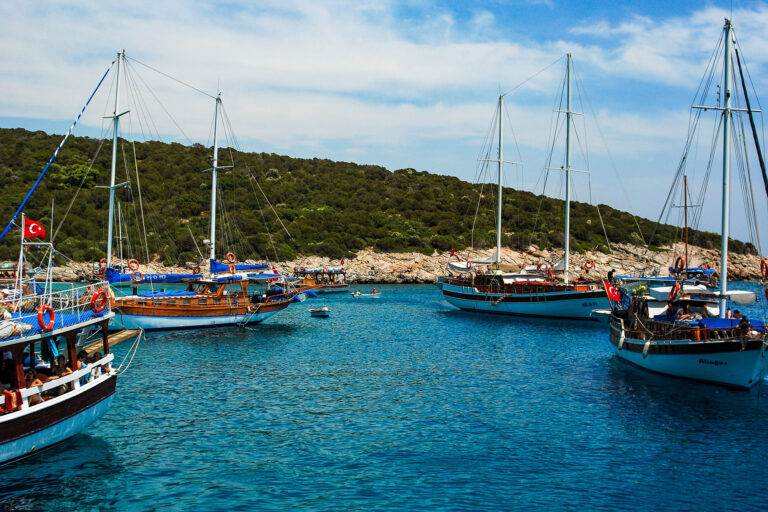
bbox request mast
[106,50,124,268]
[684,175,689,279]
[496,95,503,267]
[719,20,733,318]
[209,94,221,262]
[563,53,572,283]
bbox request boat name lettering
[581,302,598,307]
[698,358,727,367]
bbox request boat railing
[2,281,113,342]
[9,352,115,413]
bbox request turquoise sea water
[2,283,768,511]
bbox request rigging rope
[0,63,113,241]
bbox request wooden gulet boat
[439,55,609,320]
[98,55,295,330]
[292,266,349,293]
[0,212,133,464]
[608,19,768,389]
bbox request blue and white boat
[608,19,768,389]
[439,55,609,320]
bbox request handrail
[18,353,115,403]
[1,281,113,343]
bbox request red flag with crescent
[602,280,621,302]
[23,219,46,239]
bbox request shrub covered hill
[0,128,755,264]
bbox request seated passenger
[24,370,44,405]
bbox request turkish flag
[602,280,621,302]
[23,219,46,239]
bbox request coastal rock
[52,242,766,284]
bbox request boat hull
[316,285,349,294]
[112,308,284,330]
[0,376,117,465]
[441,283,609,320]
[609,320,768,388]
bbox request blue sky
[1,0,767,250]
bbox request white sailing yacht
[607,19,768,388]
[438,54,610,320]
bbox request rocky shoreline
[50,242,765,284]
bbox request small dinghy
[351,290,381,299]
[309,306,330,317]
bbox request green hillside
[0,128,754,265]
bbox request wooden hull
[112,295,290,330]
[0,375,117,465]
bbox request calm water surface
[2,283,767,511]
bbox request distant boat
[309,306,330,317]
[351,290,381,299]
[438,54,609,320]
[292,266,349,293]
[607,19,768,389]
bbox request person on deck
[738,314,751,351]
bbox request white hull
[111,309,281,330]
[316,287,348,294]
[609,321,768,388]
[441,283,608,320]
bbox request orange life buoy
[37,304,55,331]
[761,259,768,278]
[91,289,108,313]
[98,258,107,270]
[670,281,681,300]
[674,256,685,273]
[584,260,594,271]
[537,262,549,272]
[131,271,143,283]
[226,252,236,263]
[193,266,201,274]
[229,264,236,274]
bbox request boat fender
[584,260,594,271]
[618,331,625,350]
[109,287,116,308]
[674,256,685,273]
[90,289,108,313]
[226,252,237,263]
[131,271,143,283]
[127,258,140,271]
[37,304,55,331]
[669,282,681,300]
[643,341,651,358]
[761,259,768,279]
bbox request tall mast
[106,50,124,268]
[684,175,689,279]
[209,94,221,262]
[563,53,572,283]
[496,95,503,267]
[719,20,733,318]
